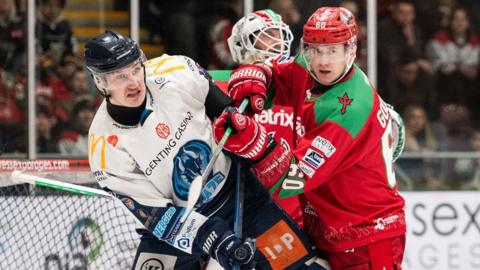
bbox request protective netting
[0,161,140,270]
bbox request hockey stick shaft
[201,98,249,187]
[233,159,246,270]
[11,170,112,197]
[234,159,245,239]
[11,170,147,230]
[180,99,249,223]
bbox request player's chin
[315,73,335,85]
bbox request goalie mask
[301,7,359,85]
[228,9,293,65]
[84,30,147,100]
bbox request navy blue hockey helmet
[84,30,141,74]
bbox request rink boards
[0,192,478,269]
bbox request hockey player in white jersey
[86,31,328,270]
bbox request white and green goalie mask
[228,9,293,65]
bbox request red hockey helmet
[303,7,358,45]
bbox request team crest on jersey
[156,123,170,139]
[338,93,353,114]
[172,140,225,203]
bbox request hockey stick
[234,158,245,239]
[10,170,113,197]
[180,98,249,223]
[10,170,146,228]
[233,158,246,270]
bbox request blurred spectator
[296,0,342,25]
[58,99,94,156]
[398,104,449,190]
[0,0,25,73]
[36,105,60,153]
[340,0,367,69]
[378,0,433,94]
[35,55,70,123]
[140,0,197,60]
[453,128,480,190]
[36,0,75,66]
[207,0,242,69]
[268,0,301,53]
[65,68,89,104]
[437,0,456,31]
[414,0,456,40]
[0,68,25,153]
[439,103,473,151]
[0,69,24,125]
[457,0,480,32]
[427,8,479,113]
[384,50,437,118]
[56,54,82,84]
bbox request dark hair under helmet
[84,30,141,74]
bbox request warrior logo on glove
[228,64,272,114]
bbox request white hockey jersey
[88,55,232,253]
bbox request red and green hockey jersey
[210,70,304,227]
[270,57,406,252]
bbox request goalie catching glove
[228,64,272,114]
[196,217,256,270]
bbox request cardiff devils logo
[337,93,353,114]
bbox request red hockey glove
[228,64,272,115]
[253,144,292,190]
[213,110,269,160]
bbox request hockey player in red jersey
[227,9,305,228]
[214,7,406,270]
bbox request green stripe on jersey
[294,54,308,69]
[208,70,231,82]
[311,65,374,138]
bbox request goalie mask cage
[0,159,140,270]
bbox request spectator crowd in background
[1,0,480,190]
